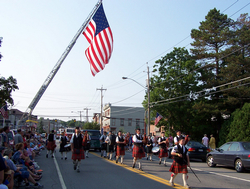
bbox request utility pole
[84,108,91,122]
[147,64,150,136]
[97,86,107,132]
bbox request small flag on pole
[154,112,163,126]
[83,3,113,76]
[0,105,8,119]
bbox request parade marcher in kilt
[59,131,69,160]
[174,130,182,145]
[46,130,56,158]
[99,131,107,158]
[158,132,168,166]
[84,132,91,158]
[169,136,190,189]
[105,131,116,160]
[70,127,85,173]
[115,131,125,164]
[146,135,153,161]
[132,128,145,171]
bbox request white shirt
[133,134,143,143]
[202,136,209,147]
[70,133,81,144]
[171,144,187,154]
[174,135,181,144]
[158,137,166,143]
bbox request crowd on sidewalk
[0,126,45,189]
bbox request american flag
[154,112,163,126]
[83,3,113,76]
[0,105,8,119]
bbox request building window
[136,119,140,127]
[128,118,132,126]
[120,118,124,126]
[105,109,110,117]
[112,118,116,126]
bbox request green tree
[83,122,100,130]
[0,75,19,105]
[148,47,202,138]
[226,103,250,142]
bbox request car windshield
[242,142,250,150]
[187,141,205,147]
[66,129,74,133]
[87,131,100,137]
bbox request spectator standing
[1,126,10,148]
[168,134,173,147]
[209,134,216,150]
[202,134,209,147]
[14,129,23,145]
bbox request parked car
[168,140,210,162]
[206,141,250,172]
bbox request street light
[122,66,151,135]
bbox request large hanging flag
[154,112,163,126]
[0,105,8,119]
[83,3,113,76]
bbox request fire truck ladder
[18,0,103,124]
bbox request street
[35,141,250,189]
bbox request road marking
[53,153,67,189]
[90,152,186,189]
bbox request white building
[102,103,145,134]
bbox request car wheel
[235,159,244,173]
[207,155,216,167]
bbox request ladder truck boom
[18,0,103,124]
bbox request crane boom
[19,0,102,123]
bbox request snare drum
[152,146,160,155]
[64,144,71,152]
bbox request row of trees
[144,9,250,145]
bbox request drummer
[59,131,69,160]
[146,135,153,161]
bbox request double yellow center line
[90,152,185,189]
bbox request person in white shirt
[99,131,107,158]
[59,132,69,160]
[174,130,182,145]
[46,130,56,158]
[115,131,125,164]
[158,132,168,166]
[84,133,91,158]
[202,134,209,147]
[132,128,145,171]
[70,127,85,172]
[169,136,190,188]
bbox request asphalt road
[34,141,250,189]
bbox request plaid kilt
[158,148,168,158]
[71,148,85,160]
[46,141,56,151]
[169,160,188,174]
[132,145,145,158]
[116,145,125,156]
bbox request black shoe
[132,163,135,168]
[164,163,167,167]
[65,157,67,160]
[150,159,153,161]
[139,168,143,171]
[46,154,48,158]
[159,161,161,165]
[86,155,88,158]
[61,157,63,160]
[146,157,148,160]
[77,168,80,173]
[74,164,77,170]
[51,156,54,158]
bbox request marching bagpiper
[169,136,190,188]
[70,127,85,172]
[105,131,116,160]
[46,130,56,158]
[158,132,168,166]
[99,131,107,158]
[116,131,125,164]
[132,128,145,171]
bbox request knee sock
[150,154,152,160]
[164,157,166,164]
[86,150,89,156]
[183,174,188,186]
[170,173,178,183]
[64,152,67,158]
[138,160,142,169]
[110,153,113,159]
[121,156,124,163]
[77,161,81,169]
[61,152,63,158]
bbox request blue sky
[0,0,249,122]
